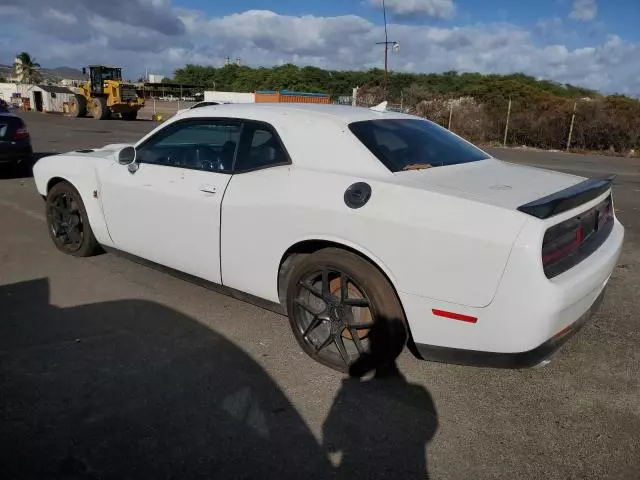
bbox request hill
[0,64,84,82]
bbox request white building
[148,74,166,83]
[203,91,255,104]
[28,85,76,113]
[0,82,19,104]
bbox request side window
[137,120,240,173]
[234,122,289,173]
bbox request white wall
[0,82,19,103]
[43,92,75,112]
[148,74,166,83]
[204,91,255,104]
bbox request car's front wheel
[286,248,408,375]
[46,182,101,257]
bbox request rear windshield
[349,119,490,172]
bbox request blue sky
[0,0,638,94]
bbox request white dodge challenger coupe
[33,103,624,373]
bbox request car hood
[54,144,132,160]
[393,158,585,210]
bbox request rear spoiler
[518,176,615,219]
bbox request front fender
[33,154,114,246]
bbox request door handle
[199,185,217,194]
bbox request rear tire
[68,95,87,118]
[46,182,101,257]
[286,248,408,375]
[91,97,110,120]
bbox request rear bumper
[401,212,623,366]
[413,287,606,369]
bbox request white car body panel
[393,158,584,209]
[222,166,527,308]
[100,163,230,284]
[33,103,625,363]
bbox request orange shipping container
[255,90,331,104]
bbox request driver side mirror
[117,146,136,165]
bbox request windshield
[349,119,490,172]
[102,68,122,81]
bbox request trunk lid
[393,158,586,211]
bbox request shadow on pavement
[324,364,438,479]
[0,279,438,479]
[0,152,58,180]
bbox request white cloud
[569,0,597,22]
[0,2,638,94]
[366,0,456,19]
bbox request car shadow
[323,320,439,479]
[0,279,438,479]
[0,152,58,180]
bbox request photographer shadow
[323,322,439,479]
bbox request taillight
[542,218,583,265]
[542,196,614,278]
[13,126,29,140]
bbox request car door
[220,120,293,300]
[100,118,241,284]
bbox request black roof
[36,85,74,94]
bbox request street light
[375,0,399,97]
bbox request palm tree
[14,52,42,84]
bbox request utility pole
[375,0,398,98]
[503,96,512,147]
[448,101,454,130]
[567,101,577,150]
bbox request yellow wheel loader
[68,65,145,120]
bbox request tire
[91,97,110,120]
[121,111,137,121]
[68,94,87,118]
[45,182,101,257]
[286,248,408,375]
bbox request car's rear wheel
[286,248,408,375]
[46,182,100,257]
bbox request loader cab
[83,65,123,96]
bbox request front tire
[46,182,101,257]
[68,94,87,118]
[286,248,408,374]
[91,97,110,120]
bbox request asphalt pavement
[1,112,639,479]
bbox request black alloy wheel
[46,182,100,257]
[287,248,408,374]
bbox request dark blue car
[0,111,34,173]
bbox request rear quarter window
[349,118,490,172]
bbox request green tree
[15,52,42,84]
